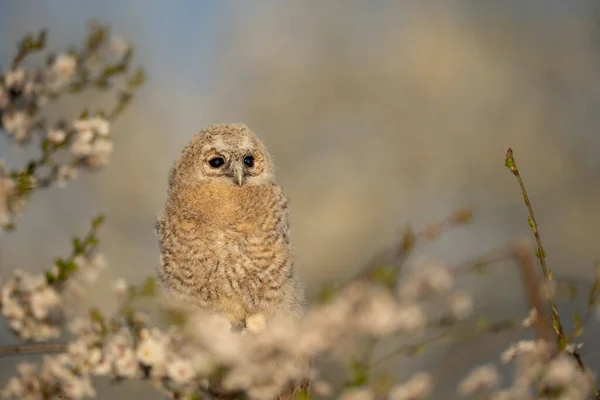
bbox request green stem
[505,148,565,346]
[505,148,599,399]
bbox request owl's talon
[245,313,267,334]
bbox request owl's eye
[243,155,254,167]
[208,157,225,168]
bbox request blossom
[339,387,375,400]
[47,129,66,144]
[541,355,577,388]
[0,270,63,341]
[389,372,432,400]
[449,290,473,320]
[396,303,426,332]
[136,329,167,367]
[313,380,333,396]
[89,116,110,136]
[3,69,25,89]
[458,364,500,396]
[109,36,129,57]
[87,137,114,167]
[353,288,405,336]
[56,164,79,187]
[500,340,550,364]
[166,358,195,385]
[113,348,140,379]
[1,111,29,140]
[398,258,453,300]
[51,54,77,79]
[29,286,61,319]
[70,133,93,156]
[112,278,129,298]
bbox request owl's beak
[231,163,244,186]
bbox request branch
[505,148,599,399]
[512,240,553,342]
[0,343,66,357]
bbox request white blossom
[396,303,426,332]
[112,278,129,298]
[313,380,333,397]
[70,135,93,156]
[353,288,405,336]
[47,129,66,144]
[136,329,167,366]
[89,116,110,136]
[114,348,140,378]
[541,355,577,388]
[458,364,500,396]
[56,164,79,187]
[166,358,195,385]
[88,137,114,165]
[52,54,77,79]
[73,119,94,135]
[339,387,375,400]
[109,36,129,57]
[1,111,29,140]
[398,258,453,300]
[29,286,61,319]
[389,372,432,400]
[3,69,25,89]
[500,340,550,364]
[449,290,473,320]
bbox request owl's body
[156,124,304,328]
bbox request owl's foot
[244,313,267,334]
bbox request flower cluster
[0,270,62,342]
[0,23,145,231]
[0,249,107,344]
[69,117,113,168]
[456,338,592,399]
[0,253,477,400]
[0,228,598,400]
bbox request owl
[155,123,305,331]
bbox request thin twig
[345,208,472,287]
[369,331,449,370]
[0,343,66,357]
[505,148,564,344]
[512,240,553,342]
[505,148,600,399]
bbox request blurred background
[1,1,600,398]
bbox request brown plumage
[156,123,304,330]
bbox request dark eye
[208,157,225,168]
[243,155,254,167]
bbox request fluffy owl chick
[156,123,304,330]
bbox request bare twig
[512,240,553,342]
[345,208,473,286]
[0,343,66,357]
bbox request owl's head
[170,123,275,188]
